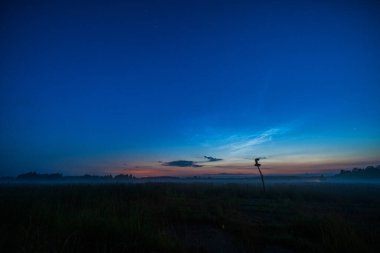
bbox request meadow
[0,182,379,253]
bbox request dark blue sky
[1,0,379,176]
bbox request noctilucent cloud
[1,0,379,177]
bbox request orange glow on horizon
[112,166,333,178]
[110,159,380,178]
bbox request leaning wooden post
[255,158,265,193]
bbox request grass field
[0,182,379,253]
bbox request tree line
[337,165,380,178]
[5,171,136,180]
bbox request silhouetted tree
[115,174,134,180]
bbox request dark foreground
[0,183,379,253]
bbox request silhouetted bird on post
[254,158,266,193]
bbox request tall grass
[0,183,379,252]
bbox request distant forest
[336,165,380,179]
[8,171,135,180]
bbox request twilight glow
[1,0,379,177]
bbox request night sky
[1,0,379,177]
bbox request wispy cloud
[203,156,223,162]
[162,160,203,167]
[161,156,223,168]
[219,127,289,157]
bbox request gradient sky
[1,0,380,177]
